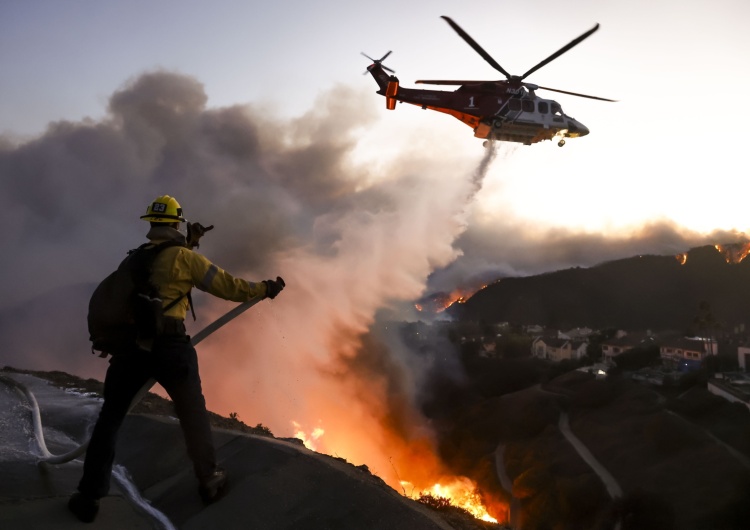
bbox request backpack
[88,240,188,357]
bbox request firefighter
[68,195,285,522]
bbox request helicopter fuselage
[364,17,611,147]
[369,64,588,146]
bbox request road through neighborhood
[557,412,623,499]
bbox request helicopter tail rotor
[362,51,395,75]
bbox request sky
[3,0,750,242]
[2,0,750,514]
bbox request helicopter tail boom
[364,56,401,110]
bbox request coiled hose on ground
[0,298,262,529]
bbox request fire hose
[0,296,263,465]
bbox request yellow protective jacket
[146,226,267,320]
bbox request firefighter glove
[263,276,286,299]
[187,222,214,249]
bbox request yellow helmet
[140,195,187,223]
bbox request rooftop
[709,372,750,403]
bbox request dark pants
[78,335,216,499]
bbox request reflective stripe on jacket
[146,227,267,319]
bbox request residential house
[738,344,750,372]
[560,327,594,340]
[659,336,717,372]
[524,324,545,337]
[532,337,588,362]
[707,373,750,412]
[601,332,656,364]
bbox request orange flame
[292,420,325,450]
[677,243,750,265]
[378,434,504,524]
[715,242,750,264]
[415,284,487,313]
[295,416,505,524]
[407,478,499,522]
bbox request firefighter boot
[68,492,100,523]
[199,467,228,504]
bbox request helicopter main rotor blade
[521,24,600,80]
[441,16,512,80]
[535,84,617,102]
[415,79,498,85]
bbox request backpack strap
[130,240,197,321]
[163,290,196,321]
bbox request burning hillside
[416,282,492,314]
[677,241,750,265]
[453,244,750,331]
[416,479,500,523]
[715,242,750,263]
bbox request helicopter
[363,16,615,147]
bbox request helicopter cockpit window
[522,100,534,112]
[508,98,522,112]
[551,102,563,122]
[538,102,549,114]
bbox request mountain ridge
[450,245,750,331]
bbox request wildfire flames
[402,478,499,523]
[292,421,501,523]
[292,420,325,450]
[715,242,750,264]
[676,242,750,265]
[415,284,488,313]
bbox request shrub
[613,343,660,371]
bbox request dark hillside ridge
[451,245,750,330]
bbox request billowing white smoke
[196,122,500,485]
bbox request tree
[614,343,660,371]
